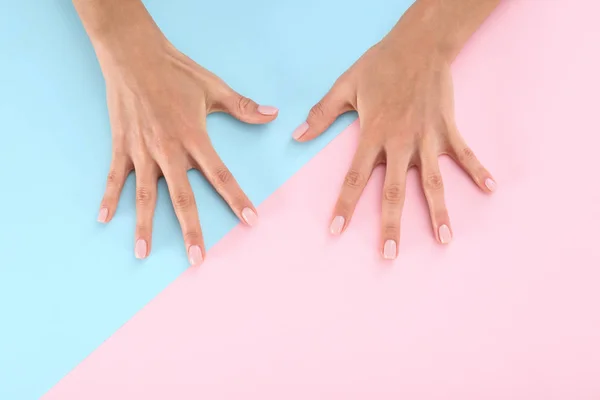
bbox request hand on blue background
[88,5,278,266]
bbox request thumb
[292,80,354,142]
[219,90,279,125]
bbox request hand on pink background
[82,1,278,266]
[293,2,498,260]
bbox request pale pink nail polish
[292,121,309,140]
[439,224,452,244]
[383,240,397,260]
[257,105,278,116]
[241,207,258,227]
[135,239,148,259]
[97,207,108,223]
[188,245,203,267]
[485,178,497,192]
[330,216,345,235]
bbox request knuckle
[184,231,202,243]
[384,224,400,237]
[308,102,326,120]
[458,147,475,163]
[237,96,254,113]
[136,186,153,206]
[153,137,177,160]
[136,224,150,235]
[173,191,193,211]
[213,166,233,187]
[106,169,122,187]
[413,130,425,142]
[424,173,444,192]
[384,184,404,204]
[154,137,168,155]
[344,169,365,189]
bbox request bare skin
[73,0,278,266]
[75,0,500,265]
[293,0,501,259]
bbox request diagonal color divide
[3,0,600,398]
[0,1,413,398]
[44,1,600,398]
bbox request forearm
[388,0,502,62]
[72,0,166,71]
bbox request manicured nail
[330,216,345,235]
[241,207,258,227]
[188,245,203,267]
[97,207,108,223]
[257,105,278,116]
[485,178,496,192]
[292,121,309,140]
[439,224,452,244]
[135,239,148,259]
[383,240,397,260]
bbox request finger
[187,138,258,227]
[292,78,354,142]
[447,127,497,193]
[97,153,132,223]
[329,140,380,236]
[420,148,452,245]
[380,155,410,260]
[214,88,279,125]
[161,165,205,267]
[133,162,158,260]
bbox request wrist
[385,2,458,63]
[385,0,501,62]
[74,0,167,72]
[93,25,168,74]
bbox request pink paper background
[45,1,600,399]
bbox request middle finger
[161,162,205,267]
[380,153,410,260]
[133,160,159,259]
[419,146,452,244]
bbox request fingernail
[292,121,309,140]
[97,207,108,223]
[241,207,258,227]
[439,224,452,244]
[485,178,496,192]
[188,245,203,267]
[257,105,278,116]
[330,216,345,235]
[383,240,397,260]
[135,239,148,259]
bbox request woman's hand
[75,0,278,266]
[293,0,499,260]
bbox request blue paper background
[0,0,413,397]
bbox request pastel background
[44,0,600,398]
[0,0,409,398]
[2,0,600,399]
